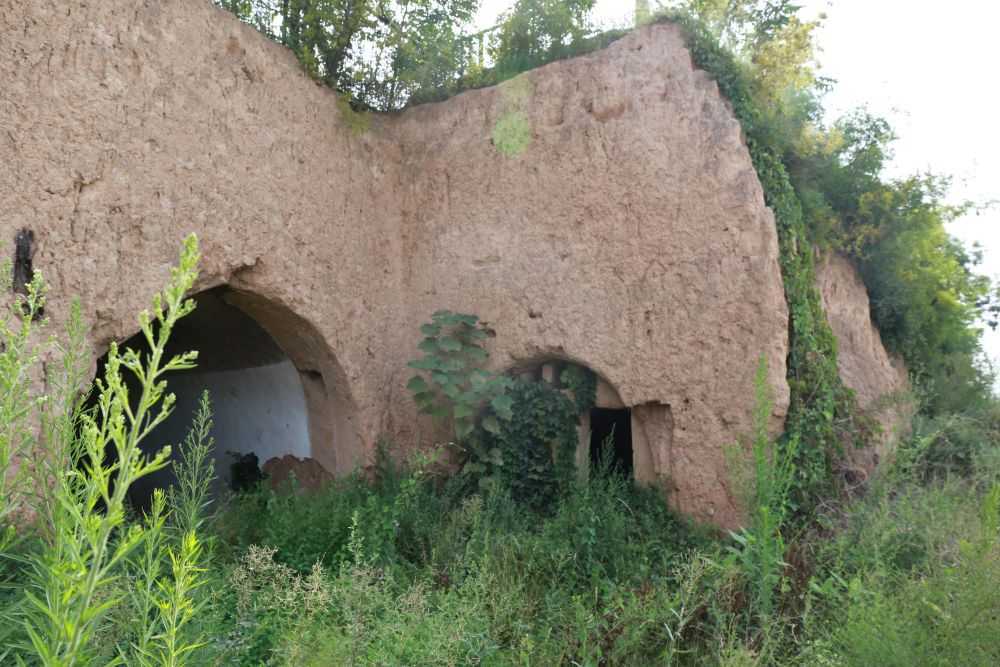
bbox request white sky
[476,0,1000,367]
[799,0,1000,367]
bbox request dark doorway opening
[589,408,633,477]
[83,287,311,512]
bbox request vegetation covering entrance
[3,1,999,664]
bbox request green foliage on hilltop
[489,0,596,78]
[215,0,626,109]
[420,0,627,101]
[214,0,480,110]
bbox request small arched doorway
[511,360,639,481]
[88,286,354,509]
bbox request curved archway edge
[220,288,364,476]
[501,358,666,491]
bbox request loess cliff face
[380,23,791,525]
[815,253,912,475]
[1,0,894,527]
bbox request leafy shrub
[474,377,579,507]
[407,311,600,508]
[407,310,513,442]
[900,403,1000,481]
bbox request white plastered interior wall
[123,288,313,504]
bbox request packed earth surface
[2,0,906,527]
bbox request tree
[490,0,596,78]
[215,0,479,110]
[635,0,651,26]
[351,0,480,110]
[856,177,992,400]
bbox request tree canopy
[216,0,481,110]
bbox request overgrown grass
[143,429,998,666]
[2,260,998,664]
[202,454,715,665]
[0,239,995,664]
[799,474,1000,666]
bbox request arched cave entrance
[88,286,353,510]
[514,360,638,482]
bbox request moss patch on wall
[492,111,532,157]
[492,75,534,157]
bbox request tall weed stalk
[0,261,51,663]
[0,263,47,546]
[18,235,203,665]
[169,390,217,538]
[727,356,798,622]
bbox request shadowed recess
[589,407,634,478]
[87,286,311,509]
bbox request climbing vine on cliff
[663,11,872,518]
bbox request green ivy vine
[561,364,597,415]
[475,377,581,509]
[664,13,873,518]
[408,317,598,507]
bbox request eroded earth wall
[2,0,798,527]
[382,25,792,525]
[816,253,912,474]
